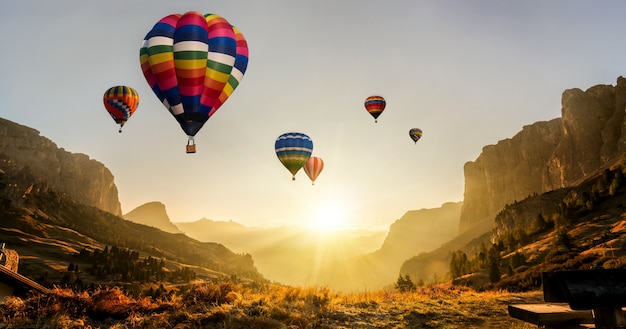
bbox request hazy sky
[2,1,626,230]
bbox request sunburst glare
[309,203,346,231]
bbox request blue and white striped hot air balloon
[275,132,313,180]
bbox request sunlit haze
[2,1,626,230]
[308,202,347,231]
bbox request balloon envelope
[275,132,313,180]
[103,86,140,132]
[139,11,249,140]
[409,128,423,143]
[303,156,324,185]
[364,95,386,122]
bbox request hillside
[0,167,264,288]
[401,164,626,290]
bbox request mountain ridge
[460,77,626,234]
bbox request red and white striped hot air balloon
[303,156,324,185]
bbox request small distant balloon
[303,156,324,185]
[275,132,313,181]
[409,128,423,144]
[103,86,140,133]
[364,95,386,123]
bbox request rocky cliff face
[0,118,121,215]
[460,77,626,233]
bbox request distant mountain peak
[123,202,182,234]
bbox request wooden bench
[508,269,626,328]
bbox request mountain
[123,201,182,234]
[305,202,463,291]
[0,185,264,286]
[0,118,121,216]
[0,121,263,287]
[378,202,462,261]
[400,77,626,288]
[460,77,626,235]
[120,200,458,292]
[399,166,626,289]
[173,216,388,289]
[174,218,259,253]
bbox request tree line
[449,165,626,287]
[60,245,196,290]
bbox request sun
[309,204,346,231]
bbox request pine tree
[489,261,501,283]
[403,275,416,292]
[555,229,574,251]
[510,252,526,269]
[395,274,416,292]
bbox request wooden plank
[0,265,50,295]
[508,303,594,326]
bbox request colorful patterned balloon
[139,11,249,151]
[103,86,140,133]
[364,95,386,123]
[275,132,313,181]
[409,128,423,144]
[303,156,324,185]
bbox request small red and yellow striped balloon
[103,85,140,133]
[364,95,386,123]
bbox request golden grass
[0,283,542,329]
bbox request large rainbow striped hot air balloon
[103,86,140,133]
[139,11,249,153]
[364,95,386,123]
[275,132,313,181]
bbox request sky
[2,1,626,231]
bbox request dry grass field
[0,282,543,329]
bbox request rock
[0,118,121,215]
[460,77,626,233]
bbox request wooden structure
[0,244,50,301]
[509,269,626,328]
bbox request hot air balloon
[275,132,313,181]
[409,128,423,144]
[364,95,386,123]
[103,86,140,133]
[139,11,249,153]
[303,156,324,185]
